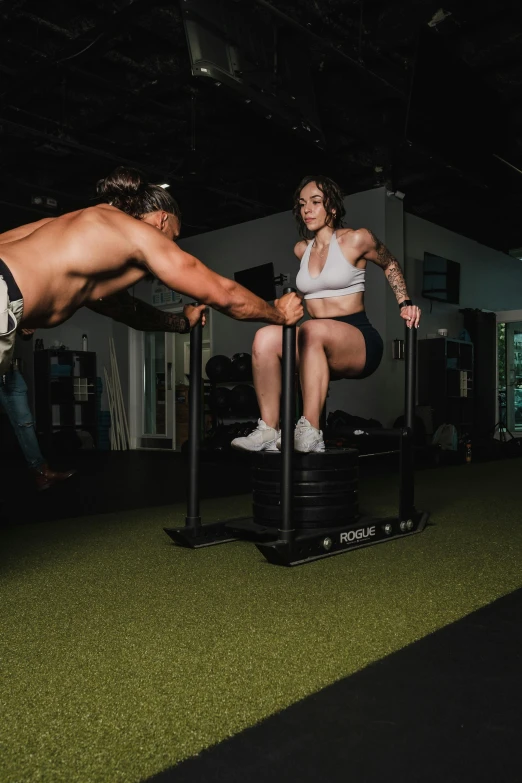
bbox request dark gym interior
[1,2,522,782]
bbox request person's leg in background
[0,367,76,490]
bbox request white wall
[405,213,522,335]
[496,310,522,323]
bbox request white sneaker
[231,419,280,452]
[277,416,325,453]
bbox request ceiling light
[160,183,170,189]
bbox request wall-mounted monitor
[422,253,460,304]
[234,262,276,302]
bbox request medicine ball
[231,352,252,381]
[210,385,232,415]
[205,355,232,383]
[230,384,258,416]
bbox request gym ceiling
[1,0,521,253]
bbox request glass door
[127,307,213,451]
[140,332,176,448]
[505,321,522,433]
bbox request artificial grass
[1,459,522,783]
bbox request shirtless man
[0,167,303,373]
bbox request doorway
[128,307,212,450]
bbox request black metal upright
[186,317,202,528]
[405,323,416,432]
[280,289,297,543]
[399,324,416,522]
[164,310,239,548]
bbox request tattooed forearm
[385,261,409,302]
[365,229,409,303]
[139,307,190,333]
[88,292,190,333]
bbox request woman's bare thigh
[299,319,366,378]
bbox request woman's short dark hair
[292,175,346,239]
[97,166,181,220]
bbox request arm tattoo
[366,229,409,302]
[385,262,409,302]
[89,291,190,333]
[365,229,394,269]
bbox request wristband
[399,299,413,310]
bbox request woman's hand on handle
[400,304,421,329]
[274,292,304,326]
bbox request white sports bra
[295,232,366,300]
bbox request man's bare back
[0,202,302,330]
[0,206,150,327]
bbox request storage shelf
[35,349,98,454]
[418,337,475,438]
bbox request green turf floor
[1,459,521,783]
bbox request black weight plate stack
[252,449,359,529]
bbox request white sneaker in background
[231,419,280,452]
[277,416,325,452]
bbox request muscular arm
[359,229,410,304]
[138,228,289,325]
[87,290,190,333]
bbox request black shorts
[326,311,383,379]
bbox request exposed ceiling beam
[0,199,55,219]
[0,0,155,106]
[0,117,279,213]
[250,0,406,98]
